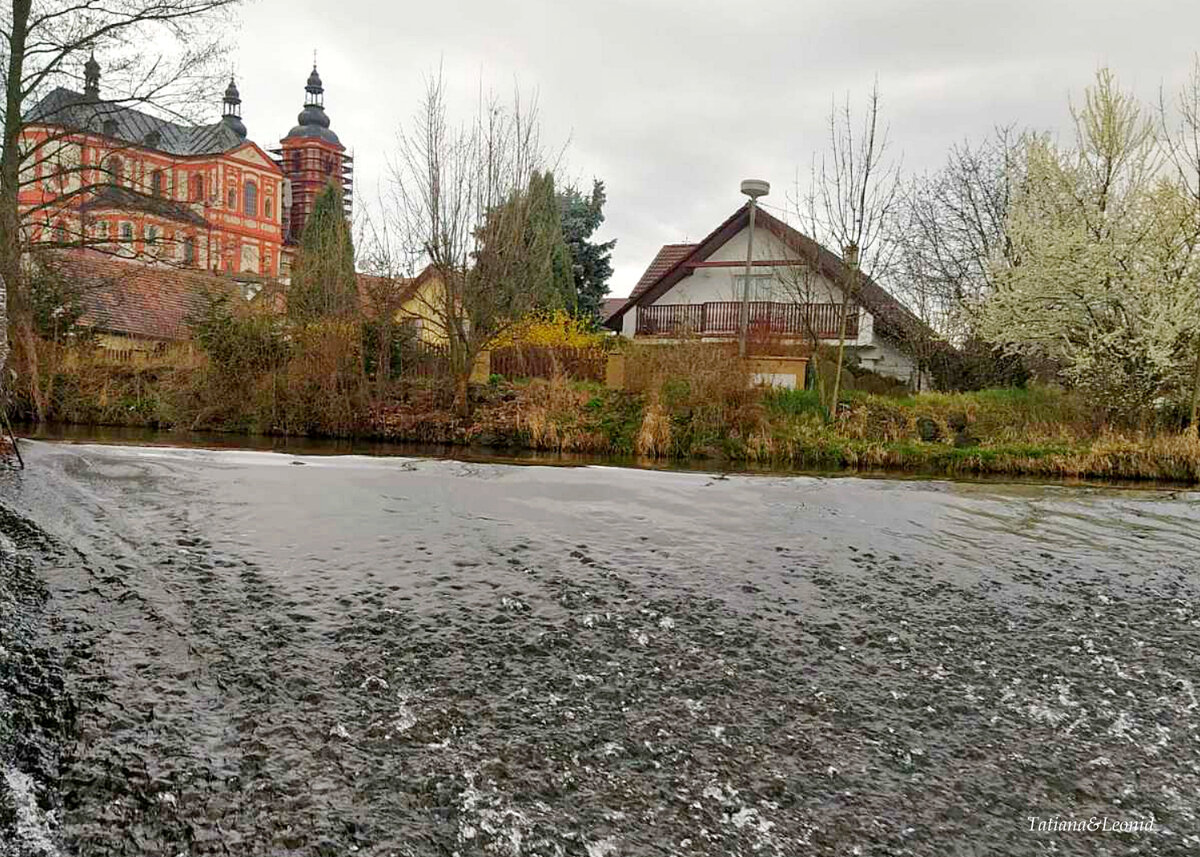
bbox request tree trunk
[829,253,858,417]
[453,371,469,417]
[1190,343,1200,438]
[1,0,42,417]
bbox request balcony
[635,302,857,340]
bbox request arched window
[105,155,124,187]
[189,173,203,202]
[227,188,236,209]
[119,222,133,243]
[183,236,196,265]
[150,169,164,197]
[243,180,257,217]
[146,225,158,245]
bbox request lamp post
[738,179,770,358]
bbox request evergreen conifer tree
[559,180,616,321]
[288,181,358,321]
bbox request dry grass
[517,375,607,451]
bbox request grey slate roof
[80,186,207,227]
[25,88,246,156]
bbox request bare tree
[2,0,239,411]
[356,202,415,395]
[1161,56,1200,433]
[894,127,1024,346]
[790,81,903,408]
[387,70,562,413]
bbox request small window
[227,188,236,209]
[183,236,196,265]
[189,173,204,202]
[146,225,158,245]
[95,221,110,241]
[53,221,66,244]
[243,180,257,217]
[150,169,164,197]
[265,197,273,219]
[120,221,133,242]
[733,273,776,301]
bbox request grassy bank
[15,349,1200,484]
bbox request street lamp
[738,179,769,358]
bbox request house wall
[629,223,872,346]
[853,335,917,383]
[396,273,449,345]
[18,126,285,277]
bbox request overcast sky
[227,0,1200,298]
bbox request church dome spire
[84,50,101,101]
[284,62,340,144]
[222,76,246,138]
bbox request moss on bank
[15,362,1200,484]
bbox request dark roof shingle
[49,251,235,341]
[25,88,245,156]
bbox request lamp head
[740,179,770,199]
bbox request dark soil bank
[2,440,1199,855]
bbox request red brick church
[19,55,352,279]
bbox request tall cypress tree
[526,171,576,310]
[288,181,358,321]
[559,180,616,321]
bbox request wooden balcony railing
[636,302,858,339]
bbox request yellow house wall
[396,274,450,345]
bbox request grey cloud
[228,0,1200,296]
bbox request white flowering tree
[981,69,1200,420]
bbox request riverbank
[16,357,1200,483]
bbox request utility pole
[738,179,769,358]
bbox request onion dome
[221,76,246,138]
[284,64,340,145]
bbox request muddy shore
[1,441,1198,855]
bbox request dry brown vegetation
[15,336,1200,484]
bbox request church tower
[276,64,352,244]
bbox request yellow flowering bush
[491,309,610,349]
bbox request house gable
[229,141,284,174]
[607,205,932,345]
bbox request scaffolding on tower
[271,148,353,245]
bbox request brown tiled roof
[600,297,626,322]
[629,243,695,303]
[49,250,234,341]
[355,265,435,320]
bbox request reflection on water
[2,440,1198,855]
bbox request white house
[605,203,932,386]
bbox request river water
[1,439,1198,855]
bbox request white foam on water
[3,766,60,857]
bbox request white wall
[633,223,871,346]
[854,335,916,383]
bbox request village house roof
[606,204,932,344]
[628,243,696,303]
[48,251,235,341]
[25,88,248,156]
[599,297,627,323]
[355,265,437,319]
